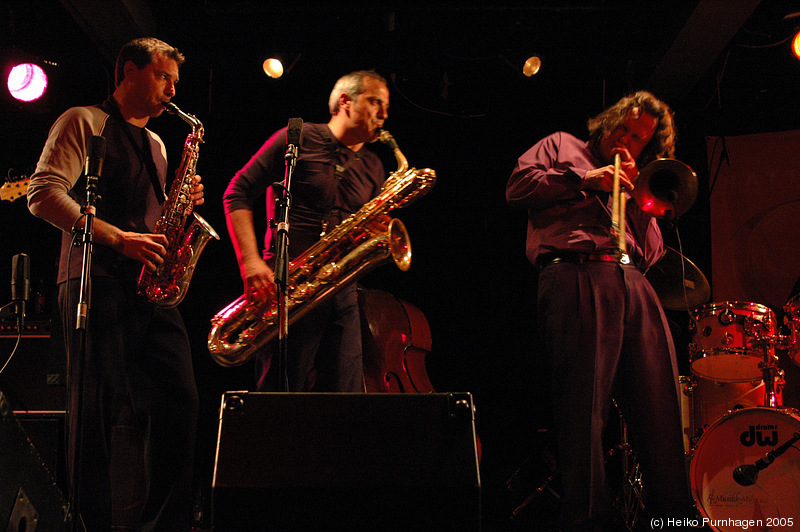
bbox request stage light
[7,62,48,102]
[261,54,300,80]
[522,55,542,77]
[792,28,800,61]
[262,58,284,79]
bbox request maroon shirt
[224,123,385,261]
[506,131,664,270]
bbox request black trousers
[256,283,364,392]
[60,277,199,531]
[536,261,692,530]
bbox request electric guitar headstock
[1,177,30,203]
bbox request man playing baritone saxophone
[224,70,390,392]
[27,37,202,531]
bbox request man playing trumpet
[506,91,694,531]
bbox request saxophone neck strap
[316,124,362,180]
[101,98,166,204]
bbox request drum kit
[649,251,800,531]
[608,159,799,530]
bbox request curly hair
[587,91,676,167]
[115,37,185,87]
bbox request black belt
[536,252,630,269]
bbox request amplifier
[212,392,482,531]
[0,320,66,412]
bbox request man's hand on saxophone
[67,214,169,274]
[116,231,169,273]
[226,207,274,304]
[188,174,204,206]
[242,257,274,304]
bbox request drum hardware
[751,336,784,408]
[605,399,644,531]
[505,402,645,531]
[718,307,734,325]
[780,293,800,368]
[732,430,800,486]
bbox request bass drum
[690,407,800,531]
[679,375,782,452]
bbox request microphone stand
[69,137,103,531]
[273,122,301,392]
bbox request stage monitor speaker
[0,322,65,412]
[212,392,481,531]
[0,391,70,531]
[15,412,67,490]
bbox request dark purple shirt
[224,123,386,261]
[506,131,663,269]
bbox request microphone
[85,135,106,179]
[286,118,303,148]
[84,135,106,203]
[10,253,30,319]
[733,431,800,486]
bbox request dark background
[2,1,800,529]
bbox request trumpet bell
[633,158,698,220]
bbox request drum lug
[681,376,696,397]
[718,307,735,325]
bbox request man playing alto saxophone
[224,70,390,392]
[27,37,202,530]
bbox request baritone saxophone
[207,128,435,367]
[137,102,220,307]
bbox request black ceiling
[5,1,800,143]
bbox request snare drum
[690,407,800,531]
[690,301,775,382]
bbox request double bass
[358,287,435,393]
[358,286,482,462]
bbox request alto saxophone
[208,129,435,367]
[137,102,220,308]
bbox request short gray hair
[328,70,387,115]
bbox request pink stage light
[7,62,48,102]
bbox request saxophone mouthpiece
[378,129,399,150]
[163,101,178,114]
